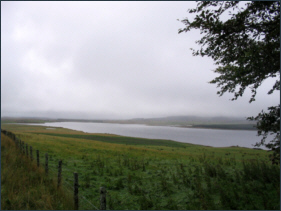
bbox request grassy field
[1,131,73,210]
[1,123,280,210]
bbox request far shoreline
[2,120,257,131]
[2,121,264,150]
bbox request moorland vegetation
[1,124,280,210]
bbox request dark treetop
[179,1,280,162]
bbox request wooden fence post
[19,140,22,152]
[30,146,33,161]
[26,144,28,157]
[100,187,106,210]
[74,172,79,210]
[45,153,49,175]
[16,138,19,148]
[57,160,62,188]
[22,141,25,154]
[14,137,17,146]
[37,150,40,167]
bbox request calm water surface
[29,122,264,149]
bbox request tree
[179,1,280,162]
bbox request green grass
[1,133,73,210]
[1,123,280,210]
[33,133,190,147]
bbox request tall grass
[1,124,280,210]
[1,133,73,210]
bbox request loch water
[28,122,266,149]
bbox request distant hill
[1,115,256,130]
[105,115,256,130]
[1,117,55,123]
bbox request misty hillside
[107,115,256,127]
[1,115,257,130]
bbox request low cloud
[1,1,279,119]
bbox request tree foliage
[179,1,280,159]
[248,105,280,164]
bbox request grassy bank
[1,124,280,210]
[1,132,73,210]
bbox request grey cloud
[1,1,279,119]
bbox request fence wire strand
[2,130,190,210]
[2,130,101,210]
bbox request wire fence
[1,129,203,210]
[1,129,103,210]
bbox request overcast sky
[1,1,280,120]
